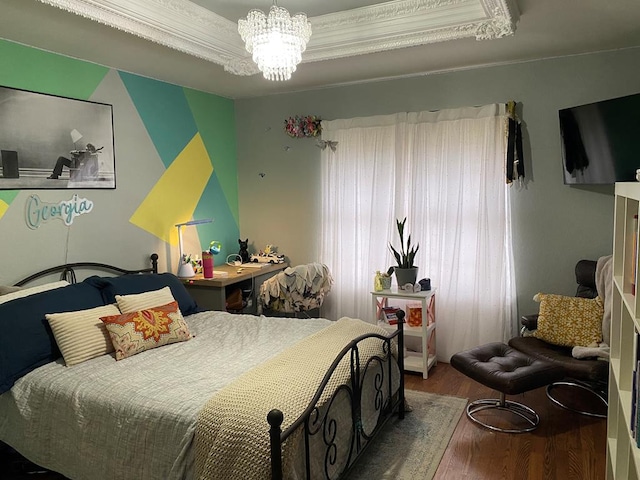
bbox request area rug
[346,389,467,480]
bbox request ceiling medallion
[238,3,312,81]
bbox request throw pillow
[100,301,191,360]
[0,280,69,305]
[532,293,604,347]
[115,286,176,314]
[0,281,106,394]
[0,285,21,296]
[46,304,120,366]
[85,273,199,316]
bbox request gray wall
[236,47,640,318]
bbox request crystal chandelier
[238,2,312,82]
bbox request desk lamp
[175,218,213,278]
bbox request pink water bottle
[202,251,213,278]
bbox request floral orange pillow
[100,301,191,360]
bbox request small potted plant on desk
[389,217,419,288]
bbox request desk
[183,263,286,313]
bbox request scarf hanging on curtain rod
[506,100,525,184]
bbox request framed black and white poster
[0,85,115,190]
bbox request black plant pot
[394,267,418,287]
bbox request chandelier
[238,2,312,82]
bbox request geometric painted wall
[120,73,239,248]
[0,39,239,282]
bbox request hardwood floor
[1,362,607,480]
[406,362,607,480]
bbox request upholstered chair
[508,259,609,418]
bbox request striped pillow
[115,286,176,314]
[46,304,120,366]
[0,280,69,305]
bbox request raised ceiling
[1,0,640,98]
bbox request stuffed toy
[238,238,250,263]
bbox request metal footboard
[268,311,406,480]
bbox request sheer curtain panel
[319,105,517,361]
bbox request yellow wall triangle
[130,133,213,244]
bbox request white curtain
[319,104,517,361]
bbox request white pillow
[115,286,176,314]
[0,285,22,296]
[46,304,121,366]
[0,280,70,305]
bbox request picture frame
[0,85,115,190]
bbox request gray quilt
[0,311,332,480]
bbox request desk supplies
[203,252,213,278]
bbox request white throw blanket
[194,317,394,480]
[572,254,612,360]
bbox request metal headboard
[14,253,159,286]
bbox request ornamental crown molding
[36,0,519,77]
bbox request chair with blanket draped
[258,263,333,318]
[508,256,611,418]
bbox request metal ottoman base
[451,342,565,434]
[466,392,540,433]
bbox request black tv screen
[559,92,640,185]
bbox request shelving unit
[608,182,640,480]
[371,288,437,379]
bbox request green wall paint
[0,39,108,99]
[185,89,239,225]
[0,191,19,203]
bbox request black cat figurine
[238,238,250,263]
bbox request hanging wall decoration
[284,115,322,138]
[25,193,94,229]
[506,100,525,185]
[316,139,338,152]
[0,85,115,190]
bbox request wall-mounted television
[559,92,640,185]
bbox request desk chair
[69,151,99,181]
[258,263,333,318]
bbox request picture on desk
[382,306,401,325]
[0,85,115,190]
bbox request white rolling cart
[371,287,437,379]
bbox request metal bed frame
[10,253,406,480]
[270,311,406,479]
[14,253,159,286]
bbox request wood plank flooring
[1,362,607,480]
[406,362,607,480]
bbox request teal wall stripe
[118,72,198,168]
[194,172,239,261]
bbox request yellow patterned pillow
[532,293,604,347]
[100,301,191,360]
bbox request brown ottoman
[450,342,565,433]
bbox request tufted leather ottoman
[450,342,565,433]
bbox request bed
[0,254,406,480]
